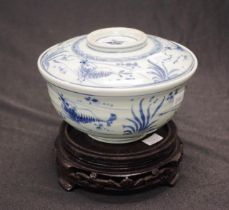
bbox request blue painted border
[72,35,162,62]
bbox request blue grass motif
[59,94,117,126]
[147,59,178,83]
[146,42,189,83]
[123,97,165,135]
[78,59,113,81]
[42,49,73,70]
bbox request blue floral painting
[123,97,165,135]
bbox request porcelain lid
[38,27,197,96]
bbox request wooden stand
[55,121,183,193]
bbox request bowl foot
[55,121,183,193]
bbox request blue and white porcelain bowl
[37,27,198,143]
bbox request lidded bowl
[37,27,197,143]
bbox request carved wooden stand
[55,121,183,193]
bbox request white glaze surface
[38,27,197,143]
[38,27,197,96]
[47,83,185,143]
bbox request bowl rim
[37,42,198,96]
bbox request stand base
[55,121,183,193]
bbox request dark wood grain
[55,121,183,193]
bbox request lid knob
[86,27,147,53]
